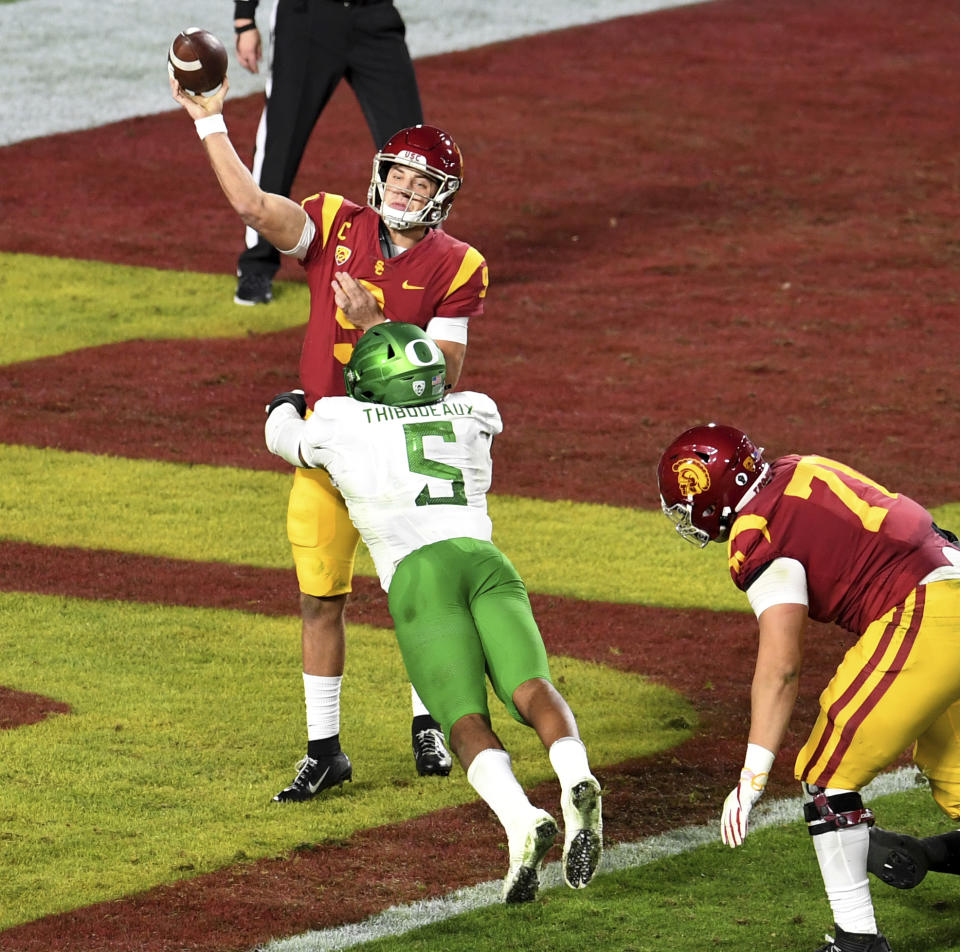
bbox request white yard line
[0,0,706,146]
[257,767,925,952]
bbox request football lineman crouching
[264,322,603,902]
[658,423,960,952]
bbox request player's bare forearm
[202,134,304,246]
[171,75,305,250]
[746,603,805,755]
[202,133,260,213]
[748,670,799,756]
[436,340,465,389]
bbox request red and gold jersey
[297,193,488,404]
[728,455,957,634]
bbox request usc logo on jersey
[672,457,711,497]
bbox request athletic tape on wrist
[195,114,227,141]
[740,742,775,791]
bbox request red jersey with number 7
[727,455,958,634]
[297,193,488,405]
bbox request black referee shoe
[234,271,273,306]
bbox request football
[167,28,228,95]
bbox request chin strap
[378,219,395,259]
[803,785,875,835]
[734,462,772,513]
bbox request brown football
[167,28,228,95]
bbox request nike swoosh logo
[307,766,331,794]
[402,280,425,290]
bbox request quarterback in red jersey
[171,76,487,799]
[658,424,960,952]
[297,186,485,404]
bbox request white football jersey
[299,391,503,590]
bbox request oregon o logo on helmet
[405,338,442,366]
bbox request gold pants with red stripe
[795,579,960,818]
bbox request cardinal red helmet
[367,124,463,231]
[657,423,769,547]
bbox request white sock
[410,683,431,718]
[466,748,535,833]
[548,736,593,789]
[303,673,341,741]
[812,823,877,934]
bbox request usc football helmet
[367,124,463,231]
[344,323,446,407]
[657,423,769,547]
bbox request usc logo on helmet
[672,457,711,497]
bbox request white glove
[720,743,775,847]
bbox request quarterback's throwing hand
[169,74,230,120]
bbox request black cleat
[867,826,929,889]
[412,726,453,777]
[815,925,892,952]
[234,271,273,306]
[272,752,352,803]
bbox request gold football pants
[287,466,360,597]
[795,579,960,818]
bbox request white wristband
[740,743,775,791]
[195,114,227,141]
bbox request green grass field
[3,253,960,950]
[344,788,960,952]
[0,255,710,926]
[0,592,697,929]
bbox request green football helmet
[344,323,446,407]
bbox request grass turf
[340,788,960,952]
[0,443,743,609]
[0,591,695,929]
[0,253,307,365]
